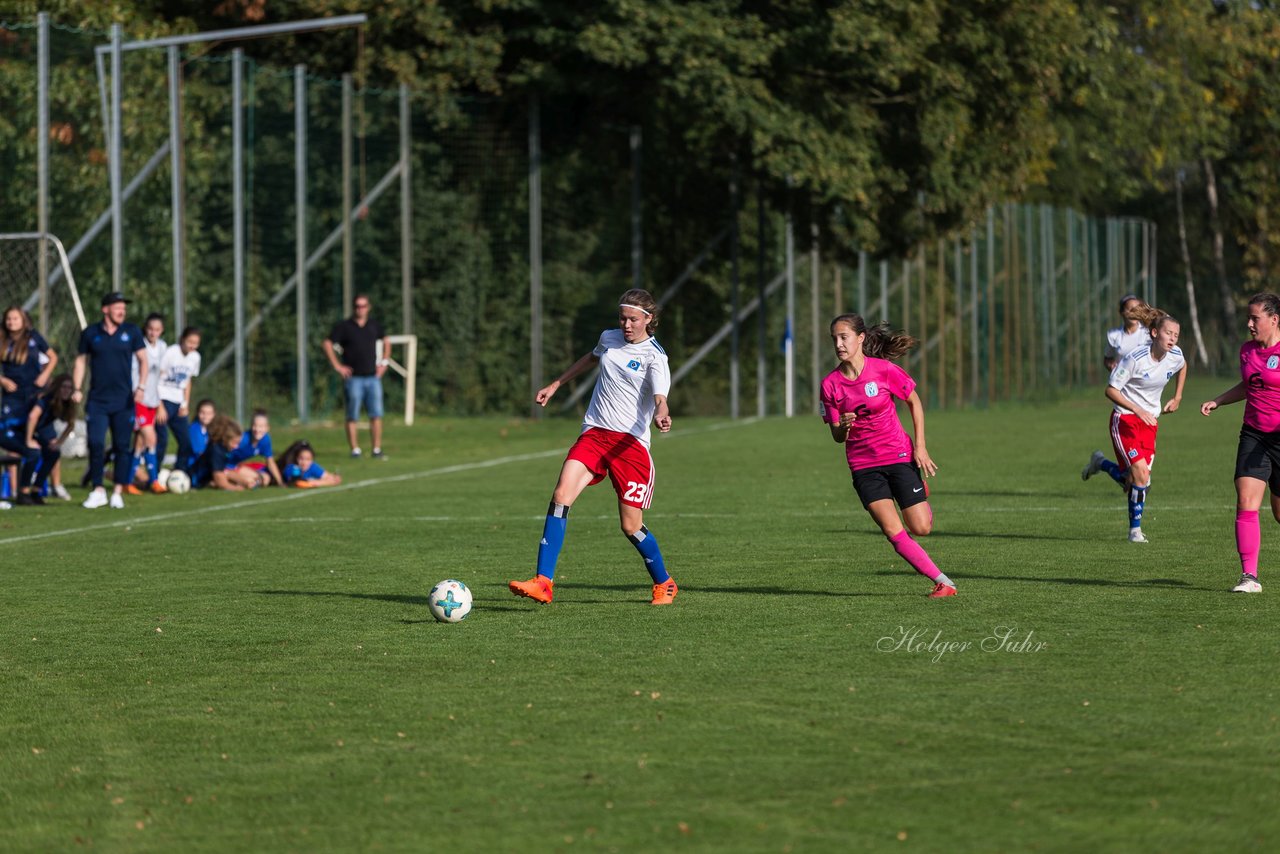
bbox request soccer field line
[0,417,761,547]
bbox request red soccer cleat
[928,582,957,598]
[650,579,678,606]
[509,575,554,604]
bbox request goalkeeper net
[0,233,88,355]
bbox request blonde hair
[1126,300,1178,332]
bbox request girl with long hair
[820,313,955,597]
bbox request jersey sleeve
[647,352,671,398]
[308,463,326,479]
[77,326,93,355]
[1108,356,1133,390]
[32,331,51,355]
[283,463,301,482]
[591,330,611,358]
[190,352,201,377]
[819,376,842,425]
[327,322,345,347]
[261,434,274,457]
[1104,329,1121,361]
[885,362,917,401]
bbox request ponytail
[830,313,917,360]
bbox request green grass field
[3,378,1279,851]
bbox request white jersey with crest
[158,344,202,405]
[132,338,167,408]
[1109,345,1185,419]
[582,328,671,447]
[1105,326,1149,365]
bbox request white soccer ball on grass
[428,579,473,623]
[166,470,191,495]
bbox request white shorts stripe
[643,444,656,509]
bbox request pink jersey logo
[864,382,879,397]
[1268,355,1278,370]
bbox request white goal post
[0,232,89,345]
[385,334,418,426]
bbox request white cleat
[1232,574,1262,593]
[82,488,108,509]
[109,492,125,510]
[1128,528,1149,543]
[1082,450,1106,481]
[52,484,72,501]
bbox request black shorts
[1236,425,1280,491]
[851,463,928,510]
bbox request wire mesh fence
[0,15,1158,424]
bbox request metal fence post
[399,84,412,337]
[342,73,353,313]
[37,12,49,335]
[110,23,123,295]
[528,94,542,418]
[232,48,245,424]
[295,64,309,423]
[168,45,186,330]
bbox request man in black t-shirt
[323,294,391,458]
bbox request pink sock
[889,530,943,582]
[1236,510,1260,577]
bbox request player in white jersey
[155,326,202,478]
[510,288,677,606]
[1103,294,1149,371]
[1082,305,1186,542]
[127,313,169,494]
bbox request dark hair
[251,408,269,422]
[618,288,659,335]
[830,313,918,360]
[194,398,216,413]
[1249,293,1280,317]
[41,373,77,422]
[180,326,201,341]
[276,439,314,476]
[144,312,165,326]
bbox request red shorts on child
[135,402,158,428]
[1110,410,1158,467]
[565,427,655,509]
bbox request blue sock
[1100,459,1127,486]
[1128,484,1147,529]
[627,525,670,583]
[535,502,569,580]
[145,450,158,482]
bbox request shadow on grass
[931,490,1079,499]
[570,582,893,598]
[873,572,1212,591]
[257,589,625,612]
[821,530,1089,541]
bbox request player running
[127,313,168,494]
[1082,305,1186,543]
[1201,292,1280,593]
[1104,294,1150,371]
[820,313,955,598]
[509,288,676,606]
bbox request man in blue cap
[72,292,147,509]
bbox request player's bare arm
[1164,363,1188,413]
[133,348,148,402]
[322,339,353,379]
[71,353,86,403]
[653,394,671,433]
[535,352,600,407]
[905,391,937,477]
[1106,386,1157,426]
[1202,381,1247,416]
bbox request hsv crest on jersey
[1267,355,1278,370]
[864,381,879,397]
[626,359,641,371]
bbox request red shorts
[135,403,158,428]
[565,427,655,509]
[1110,411,1158,467]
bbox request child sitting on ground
[277,440,342,488]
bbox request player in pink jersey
[509,288,676,606]
[1081,303,1186,543]
[1201,292,1280,593]
[820,313,955,598]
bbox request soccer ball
[428,579,473,623]
[167,470,191,495]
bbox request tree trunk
[1175,170,1209,366]
[1203,158,1236,354]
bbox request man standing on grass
[72,292,147,509]
[323,294,390,459]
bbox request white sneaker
[109,492,125,509]
[0,500,11,510]
[1128,528,1149,543]
[350,447,362,458]
[52,484,71,501]
[1082,450,1106,481]
[1232,573,1263,593]
[82,488,108,509]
